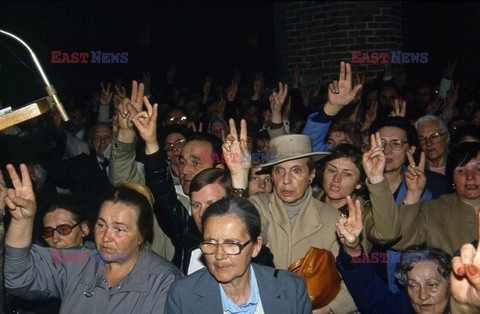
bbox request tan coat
[249,187,357,313]
[394,193,478,255]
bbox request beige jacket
[249,187,357,313]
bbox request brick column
[273,1,403,83]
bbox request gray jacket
[4,244,183,314]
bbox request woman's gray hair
[414,115,449,135]
[395,247,452,287]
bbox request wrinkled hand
[362,132,386,183]
[404,150,427,202]
[446,81,460,108]
[389,98,406,117]
[0,170,7,215]
[223,119,250,176]
[4,164,36,220]
[252,73,264,99]
[100,82,113,107]
[131,96,158,147]
[227,81,238,102]
[354,72,366,103]
[327,62,363,109]
[336,196,363,251]
[269,82,288,123]
[425,96,444,115]
[450,213,480,313]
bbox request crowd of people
[0,58,480,314]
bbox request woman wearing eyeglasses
[415,115,450,175]
[3,165,182,314]
[42,195,91,249]
[165,196,311,313]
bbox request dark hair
[451,124,480,148]
[370,116,419,148]
[188,132,224,166]
[202,196,261,242]
[46,194,90,224]
[252,130,270,154]
[446,142,480,183]
[190,168,232,196]
[327,119,363,148]
[164,107,188,121]
[395,247,451,287]
[102,182,154,249]
[319,144,366,195]
[88,122,113,140]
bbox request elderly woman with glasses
[3,165,182,313]
[42,195,91,249]
[165,196,311,313]
[415,115,450,175]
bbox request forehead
[408,261,444,281]
[326,157,360,172]
[181,140,212,157]
[44,208,76,225]
[98,201,138,226]
[165,132,185,143]
[167,109,186,118]
[379,126,407,139]
[417,121,442,134]
[93,125,112,136]
[328,131,349,140]
[203,214,248,239]
[457,153,480,167]
[191,182,227,202]
[274,158,309,169]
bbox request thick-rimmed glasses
[165,139,186,152]
[200,239,252,255]
[381,139,408,151]
[418,132,446,145]
[43,221,83,238]
[166,116,188,124]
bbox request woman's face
[322,157,362,206]
[43,208,88,249]
[165,133,186,167]
[255,138,269,154]
[453,153,480,201]
[326,131,352,148]
[407,261,449,314]
[248,167,273,196]
[379,126,410,173]
[94,201,143,263]
[417,122,448,163]
[272,158,315,204]
[203,214,262,286]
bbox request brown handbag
[288,247,341,309]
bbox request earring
[452,183,455,190]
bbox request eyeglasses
[454,164,480,175]
[381,139,408,151]
[200,239,252,255]
[43,221,83,238]
[165,139,186,152]
[418,132,446,144]
[166,116,188,124]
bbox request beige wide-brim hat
[258,134,330,168]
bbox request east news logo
[351,51,428,64]
[51,51,128,63]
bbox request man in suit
[46,122,113,218]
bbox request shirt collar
[219,264,260,314]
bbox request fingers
[418,151,426,171]
[328,81,340,94]
[239,119,248,152]
[228,119,238,141]
[339,61,346,81]
[6,164,22,190]
[346,195,362,225]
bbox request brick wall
[273,1,403,84]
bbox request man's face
[90,125,113,159]
[179,140,216,194]
[379,86,399,108]
[190,182,227,231]
[210,120,227,140]
[164,133,186,167]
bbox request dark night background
[0,1,479,110]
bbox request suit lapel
[190,270,223,313]
[254,265,289,313]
